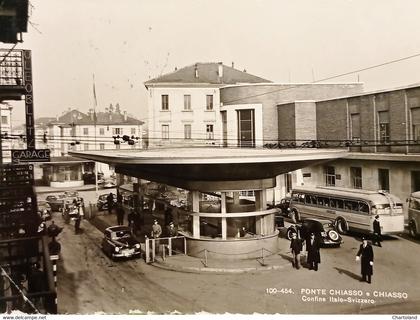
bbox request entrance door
[237,109,255,147]
[412,171,420,192]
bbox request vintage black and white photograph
[0,0,420,317]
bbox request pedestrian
[372,215,382,247]
[106,192,114,213]
[74,211,81,234]
[37,221,47,235]
[117,190,123,205]
[128,209,135,232]
[48,237,61,255]
[117,204,125,226]
[166,221,178,237]
[47,220,62,238]
[306,232,321,271]
[151,219,162,239]
[290,232,303,269]
[356,237,374,283]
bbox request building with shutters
[277,83,420,214]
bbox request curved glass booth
[178,182,279,259]
[69,147,347,260]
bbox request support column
[233,192,240,204]
[221,192,227,240]
[192,191,200,239]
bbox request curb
[151,260,287,274]
[35,186,98,194]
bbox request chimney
[194,64,198,78]
[243,69,247,73]
[218,62,223,78]
[89,108,94,121]
[109,103,113,113]
[231,62,234,68]
[115,103,121,113]
[175,67,178,71]
[124,111,127,121]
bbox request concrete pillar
[192,191,200,238]
[221,192,227,240]
[233,192,240,204]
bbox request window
[414,124,420,141]
[378,111,390,143]
[378,169,389,191]
[1,116,7,124]
[344,200,358,211]
[358,202,369,214]
[131,128,136,135]
[411,108,420,141]
[285,173,292,193]
[161,95,169,110]
[162,125,169,140]
[206,124,214,140]
[351,113,360,141]
[184,95,191,110]
[84,144,89,151]
[324,166,336,186]
[184,124,191,139]
[350,167,362,189]
[99,128,105,135]
[206,95,213,110]
[112,128,122,135]
[83,128,89,135]
[99,143,105,150]
[237,109,255,147]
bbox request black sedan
[101,226,141,260]
[45,194,66,211]
[97,193,116,211]
[286,218,343,247]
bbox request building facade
[144,62,271,147]
[277,83,420,214]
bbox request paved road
[40,190,420,314]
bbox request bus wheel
[409,221,418,238]
[335,217,348,235]
[290,210,300,223]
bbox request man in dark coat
[106,192,114,213]
[372,215,382,247]
[117,204,125,226]
[290,232,303,269]
[356,237,374,283]
[306,233,321,271]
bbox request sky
[5,0,420,126]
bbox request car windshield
[111,230,131,239]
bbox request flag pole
[93,74,98,198]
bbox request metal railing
[144,236,187,263]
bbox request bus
[289,186,404,235]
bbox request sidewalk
[89,209,292,274]
[35,184,99,194]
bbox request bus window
[318,197,329,207]
[329,198,337,208]
[310,195,317,205]
[358,201,370,214]
[344,200,358,211]
[292,192,299,201]
[304,194,312,204]
[298,194,305,203]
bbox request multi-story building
[144,62,271,146]
[277,83,420,214]
[14,105,144,187]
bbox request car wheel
[335,217,348,235]
[286,228,296,240]
[409,221,418,238]
[328,229,340,242]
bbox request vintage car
[286,218,343,247]
[45,194,66,211]
[268,197,291,217]
[97,193,116,211]
[101,226,141,260]
[37,200,52,220]
[102,179,117,189]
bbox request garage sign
[12,149,51,163]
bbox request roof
[38,109,143,126]
[292,186,402,203]
[144,62,271,87]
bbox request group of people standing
[289,215,382,284]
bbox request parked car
[37,200,52,220]
[45,194,66,211]
[103,179,117,189]
[286,218,343,247]
[97,193,116,211]
[408,191,420,238]
[101,226,141,260]
[268,197,291,217]
[64,191,79,199]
